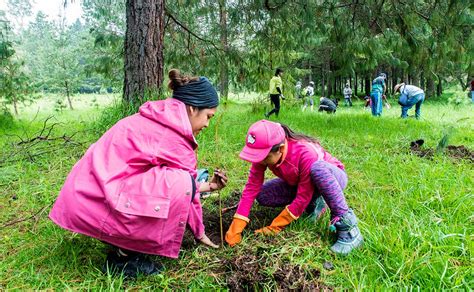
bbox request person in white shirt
[343,83,353,107]
[394,83,425,119]
[295,80,302,100]
[302,81,315,112]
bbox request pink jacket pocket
[115,192,170,219]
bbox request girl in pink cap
[225,120,363,255]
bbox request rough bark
[426,78,435,98]
[365,75,370,96]
[123,0,165,103]
[437,77,443,97]
[420,72,425,91]
[321,67,326,97]
[355,73,358,96]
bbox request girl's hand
[210,169,228,191]
[199,234,219,248]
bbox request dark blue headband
[172,77,219,108]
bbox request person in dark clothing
[265,68,285,118]
[318,97,338,113]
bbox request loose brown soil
[202,190,282,244]
[410,142,473,163]
[181,189,331,290]
[225,253,326,291]
[273,263,322,291]
[445,145,474,162]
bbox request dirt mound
[273,263,322,291]
[181,189,282,248]
[445,145,474,162]
[225,254,324,291]
[410,141,473,163]
[202,189,281,245]
[226,254,266,291]
[182,189,330,290]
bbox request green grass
[0,92,473,290]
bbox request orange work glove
[255,206,298,235]
[225,214,249,246]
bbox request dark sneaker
[329,209,363,255]
[103,251,163,278]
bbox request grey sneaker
[307,196,327,221]
[329,209,363,255]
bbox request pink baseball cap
[239,120,286,163]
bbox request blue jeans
[370,91,383,116]
[401,93,424,119]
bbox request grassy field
[0,91,473,290]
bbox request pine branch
[165,8,222,52]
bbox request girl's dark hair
[168,69,199,91]
[269,123,319,152]
[275,68,284,76]
[282,123,319,143]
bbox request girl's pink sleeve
[235,163,266,218]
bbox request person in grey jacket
[394,83,425,119]
[343,83,353,107]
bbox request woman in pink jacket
[49,69,227,277]
[225,120,362,255]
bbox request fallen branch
[1,204,51,229]
[0,117,85,166]
[221,204,238,214]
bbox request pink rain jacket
[236,139,344,218]
[49,98,205,258]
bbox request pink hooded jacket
[49,98,205,258]
[236,139,344,218]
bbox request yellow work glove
[255,206,298,235]
[225,214,249,247]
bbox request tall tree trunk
[413,71,420,87]
[12,96,18,115]
[327,74,333,97]
[355,73,358,96]
[65,80,73,110]
[123,0,165,103]
[219,0,229,100]
[403,70,408,83]
[427,78,435,98]
[321,67,326,97]
[437,77,443,97]
[365,75,370,96]
[420,72,425,91]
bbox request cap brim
[239,145,271,163]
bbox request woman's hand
[209,169,228,191]
[199,234,219,248]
